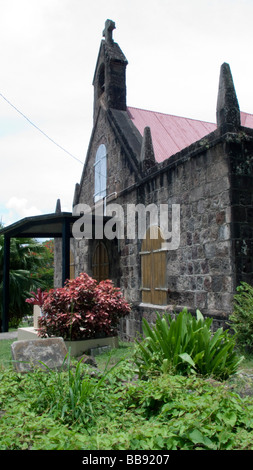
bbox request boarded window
[140,226,167,305]
[94,144,107,202]
[92,241,109,282]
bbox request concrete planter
[65,336,119,356]
[17,327,118,357]
[18,327,40,341]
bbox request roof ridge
[128,105,253,123]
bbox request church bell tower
[93,19,128,121]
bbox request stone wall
[54,237,62,288]
[116,131,234,340]
[164,139,233,317]
[117,129,253,340]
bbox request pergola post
[2,235,10,332]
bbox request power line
[0,92,84,165]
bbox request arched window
[140,226,167,305]
[92,241,109,282]
[94,144,107,202]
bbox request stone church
[55,19,253,339]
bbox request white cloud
[6,197,42,223]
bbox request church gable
[76,20,145,209]
[76,107,140,209]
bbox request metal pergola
[0,211,108,332]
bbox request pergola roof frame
[0,211,109,332]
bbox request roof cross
[103,19,115,44]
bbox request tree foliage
[0,223,54,327]
[229,282,253,353]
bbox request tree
[0,224,54,328]
[30,239,54,291]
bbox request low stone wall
[119,304,230,342]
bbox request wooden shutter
[140,226,167,305]
[69,251,75,279]
[92,242,109,282]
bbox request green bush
[121,374,253,450]
[134,309,243,380]
[229,282,253,353]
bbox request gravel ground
[227,369,253,398]
[0,331,18,340]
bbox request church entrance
[92,241,109,282]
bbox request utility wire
[0,92,84,165]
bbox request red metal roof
[127,106,253,163]
[241,111,253,129]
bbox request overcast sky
[1,0,253,227]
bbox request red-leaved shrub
[37,273,130,340]
[25,288,48,307]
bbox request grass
[95,340,135,368]
[0,335,134,368]
[238,352,253,370]
[0,338,16,368]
